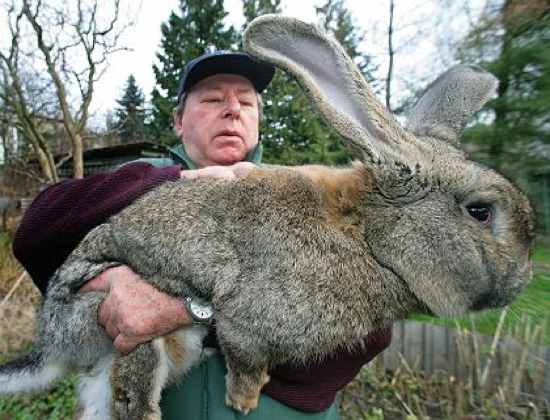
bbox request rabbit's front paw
[225,391,260,415]
[144,410,162,420]
[225,366,270,414]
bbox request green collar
[168,143,263,169]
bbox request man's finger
[113,335,137,355]
[104,321,120,340]
[98,300,112,329]
[180,169,199,179]
[79,272,111,293]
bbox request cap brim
[182,53,275,95]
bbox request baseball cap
[177,47,276,104]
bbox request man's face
[174,73,260,168]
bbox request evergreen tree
[114,75,146,143]
[242,0,282,21]
[458,1,549,233]
[460,1,550,175]
[150,0,237,145]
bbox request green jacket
[142,143,340,420]
[140,142,263,169]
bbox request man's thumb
[78,270,112,293]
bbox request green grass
[0,377,77,420]
[0,351,77,420]
[533,244,550,262]
[413,245,550,345]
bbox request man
[13,49,391,419]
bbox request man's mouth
[217,129,242,139]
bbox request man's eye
[203,98,222,103]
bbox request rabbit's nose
[520,259,533,281]
[518,251,532,274]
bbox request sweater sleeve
[263,326,392,412]
[12,162,181,294]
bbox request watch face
[189,301,214,320]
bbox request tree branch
[386,0,395,112]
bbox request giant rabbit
[0,15,535,420]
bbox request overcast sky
[89,0,480,125]
[0,0,487,127]
[0,0,482,129]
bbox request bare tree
[0,0,131,181]
[0,6,59,183]
[385,0,395,112]
[378,0,487,115]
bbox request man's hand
[180,161,256,180]
[79,266,192,354]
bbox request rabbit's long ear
[406,65,498,147]
[243,15,418,165]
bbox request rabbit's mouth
[470,278,526,312]
[411,300,435,317]
[470,292,498,311]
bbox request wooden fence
[379,321,550,399]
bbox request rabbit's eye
[466,204,492,223]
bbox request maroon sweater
[12,161,391,412]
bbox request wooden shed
[58,142,170,178]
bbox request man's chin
[208,137,257,165]
[210,149,248,166]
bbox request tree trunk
[35,145,57,184]
[71,133,84,179]
[18,117,59,183]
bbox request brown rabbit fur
[0,15,535,420]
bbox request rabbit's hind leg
[76,353,115,420]
[111,339,169,420]
[49,223,123,295]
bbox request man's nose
[222,95,241,118]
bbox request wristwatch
[183,296,214,324]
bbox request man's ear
[173,111,183,136]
